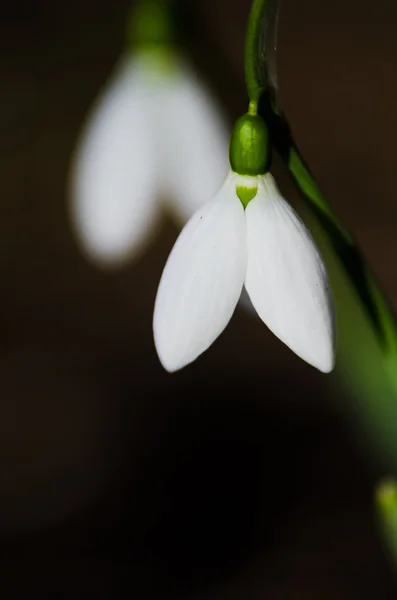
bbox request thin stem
[244,0,282,112]
[245,0,268,110]
[126,0,176,49]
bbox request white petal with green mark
[154,172,246,372]
[244,173,335,372]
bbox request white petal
[153,172,246,372]
[157,59,230,223]
[244,174,335,372]
[69,54,160,267]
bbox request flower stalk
[244,0,268,112]
[244,0,282,114]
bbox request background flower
[69,20,229,267]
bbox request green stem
[245,0,269,111]
[245,0,282,113]
[126,0,176,49]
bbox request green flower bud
[229,113,270,176]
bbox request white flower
[153,170,335,373]
[69,50,229,266]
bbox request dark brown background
[1,0,397,597]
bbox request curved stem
[245,0,268,110]
[245,0,282,112]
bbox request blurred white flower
[69,50,229,266]
[154,170,335,373]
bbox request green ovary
[229,113,271,176]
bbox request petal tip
[314,352,335,374]
[153,328,194,374]
[304,330,336,374]
[158,357,186,374]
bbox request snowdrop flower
[154,113,336,373]
[69,0,229,267]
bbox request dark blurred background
[1,0,397,597]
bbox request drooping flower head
[153,109,336,373]
[69,0,229,267]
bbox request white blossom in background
[69,50,229,267]
[153,170,335,373]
